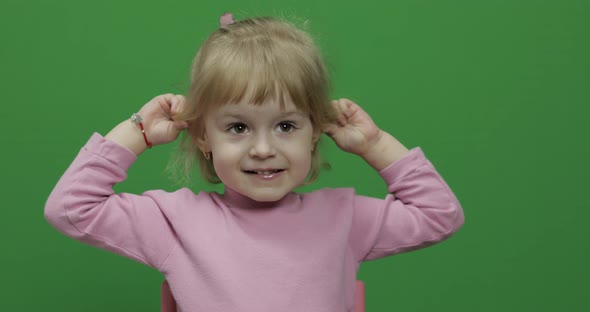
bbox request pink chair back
[161,280,176,312]
[162,280,365,312]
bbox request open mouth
[243,169,285,175]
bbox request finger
[339,99,351,118]
[157,93,176,115]
[322,123,338,136]
[171,94,186,116]
[161,93,176,107]
[332,100,347,126]
[178,95,187,112]
[173,120,189,131]
[170,95,179,114]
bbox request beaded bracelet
[130,113,153,149]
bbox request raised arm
[44,131,179,269]
[44,94,190,269]
[323,98,464,262]
[350,146,464,262]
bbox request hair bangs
[196,31,316,114]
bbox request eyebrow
[218,111,307,119]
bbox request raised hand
[136,94,190,146]
[322,98,382,156]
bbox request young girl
[45,13,464,311]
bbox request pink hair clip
[220,12,235,29]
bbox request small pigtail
[220,12,235,29]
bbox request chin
[248,191,287,202]
[252,195,283,203]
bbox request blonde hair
[168,16,337,187]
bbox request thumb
[322,123,338,137]
[173,120,189,131]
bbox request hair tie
[220,12,235,29]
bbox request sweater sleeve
[44,132,178,270]
[350,147,465,263]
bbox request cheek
[283,132,313,159]
[211,143,241,165]
[286,144,313,168]
[208,141,239,175]
[211,153,237,185]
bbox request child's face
[200,98,319,202]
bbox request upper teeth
[252,170,278,174]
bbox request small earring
[202,151,210,160]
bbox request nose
[249,132,276,159]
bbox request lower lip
[246,171,284,181]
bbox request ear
[312,127,322,146]
[195,132,210,153]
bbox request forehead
[216,100,302,115]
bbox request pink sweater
[45,132,464,312]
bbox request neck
[221,186,294,210]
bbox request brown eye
[227,123,248,134]
[277,122,297,133]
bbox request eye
[227,123,248,134]
[277,121,297,133]
[226,122,296,134]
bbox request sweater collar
[221,186,297,210]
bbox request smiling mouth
[243,169,285,175]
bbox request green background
[2,0,588,311]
